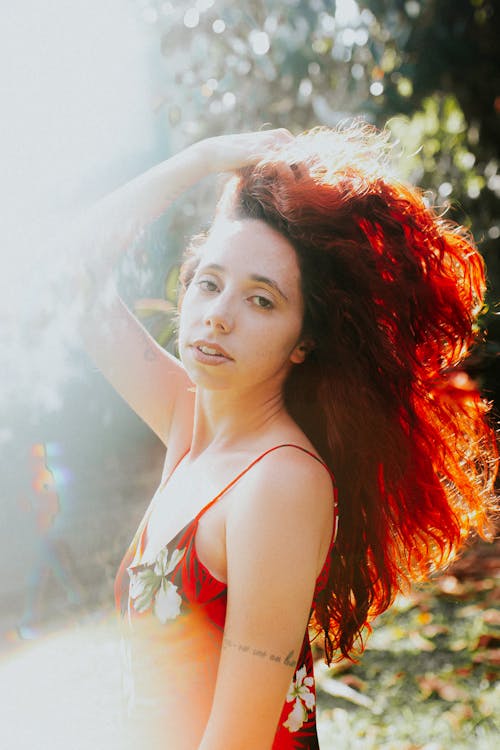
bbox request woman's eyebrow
[250,274,289,302]
[198,263,289,302]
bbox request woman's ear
[289,338,314,364]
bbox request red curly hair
[183,122,498,663]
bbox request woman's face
[178,217,307,394]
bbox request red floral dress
[114,443,338,749]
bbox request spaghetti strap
[194,442,337,524]
[137,442,338,566]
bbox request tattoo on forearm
[222,637,296,668]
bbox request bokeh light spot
[212,18,225,33]
[405,1,421,18]
[249,30,270,56]
[397,77,413,97]
[183,8,200,28]
[487,175,500,194]
[335,0,361,27]
[457,151,476,170]
[466,176,484,198]
[299,78,313,98]
[320,12,336,33]
[312,38,330,55]
[222,91,236,110]
[370,81,384,96]
[355,28,369,46]
[438,182,453,197]
[445,109,465,134]
[351,63,364,80]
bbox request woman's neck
[189,384,290,459]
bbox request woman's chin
[179,350,232,390]
[181,365,231,392]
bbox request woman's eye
[197,279,218,292]
[251,295,274,310]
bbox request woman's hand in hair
[197,128,294,174]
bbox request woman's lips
[191,342,233,365]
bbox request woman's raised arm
[75,129,293,445]
[76,143,208,446]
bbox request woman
[81,124,497,749]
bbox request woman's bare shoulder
[227,441,334,536]
[223,440,335,593]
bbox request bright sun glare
[0,0,156,414]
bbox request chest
[141,458,236,583]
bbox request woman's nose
[203,297,233,332]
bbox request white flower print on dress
[154,577,182,623]
[283,665,315,732]
[128,546,186,623]
[154,546,185,578]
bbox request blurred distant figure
[17,443,81,638]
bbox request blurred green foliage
[132,0,499,393]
